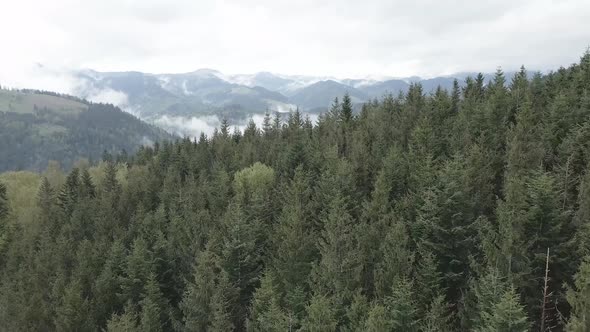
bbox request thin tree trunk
[540,247,550,332]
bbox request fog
[151,112,320,139]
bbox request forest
[0,90,172,172]
[1,52,590,332]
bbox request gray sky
[1,0,589,91]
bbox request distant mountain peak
[71,68,500,118]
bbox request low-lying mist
[151,112,320,139]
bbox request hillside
[77,70,297,119]
[0,88,172,172]
[1,53,589,331]
[73,69,497,120]
[290,80,369,109]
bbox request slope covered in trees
[1,53,590,331]
[0,88,173,172]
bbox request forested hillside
[0,89,172,172]
[1,53,590,331]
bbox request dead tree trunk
[540,247,552,332]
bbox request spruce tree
[421,295,453,332]
[364,303,392,332]
[385,278,419,331]
[0,182,7,221]
[476,286,529,332]
[139,274,167,332]
[311,192,362,313]
[300,295,337,332]
[270,167,315,320]
[53,279,92,332]
[0,182,8,255]
[414,248,444,317]
[80,168,96,199]
[341,93,353,124]
[181,249,236,332]
[566,257,590,332]
[219,202,264,328]
[106,303,139,332]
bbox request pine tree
[37,177,54,214]
[248,273,291,332]
[180,249,236,332]
[121,237,153,304]
[468,266,510,329]
[420,158,480,305]
[0,182,7,221]
[414,248,444,317]
[300,295,337,332]
[80,168,96,199]
[451,79,461,115]
[208,281,235,332]
[385,278,419,331]
[57,167,80,216]
[329,97,341,119]
[566,257,590,332]
[220,118,230,138]
[103,161,121,196]
[139,273,167,332]
[270,167,315,320]
[341,93,353,124]
[476,286,530,332]
[574,166,590,256]
[374,218,413,297]
[94,241,127,327]
[106,303,139,332]
[312,192,362,312]
[262,112,272,136]
[342,292,369,332]
[520,171,571,322]
[220,202,264,327]
[0,182,8,255]
[421,295,453,332]
[364,303,392,332]
[54,279,91,332]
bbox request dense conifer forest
[1,53,590,331]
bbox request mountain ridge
[71,68,522,122]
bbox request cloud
[0,63,80,93]
[0,0,588,88]
[153,114,222,138]
[85,88,129,107]
[151,111,320,139]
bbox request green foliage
[420,295,453,332]
[1,53,590,331]
[106,303,139,332]
[475,286,530,332]
[386,278,419,331]
[0,182,8,220]
[233,162,275,201]
[300,295,337,332]
[311,191,362,313]
[364,303,392,331]
[0,89,172,172]
[566,257,590,332]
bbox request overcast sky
[1,0,589,91]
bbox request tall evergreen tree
[475,286,529,332]
[300,295,337,332]
[341,93,353,124]
[566,257,590,332]
[311,192,362,316]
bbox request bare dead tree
[540,247,555,332]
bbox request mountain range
[73,69,501,120]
